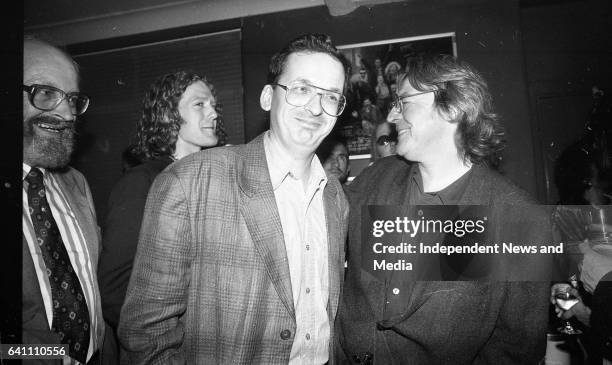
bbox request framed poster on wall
[335,32,457,181]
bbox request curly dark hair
[267,33,351,92]
[400,54,506,167]
[133,70,226,161]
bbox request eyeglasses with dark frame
[23,84,90,116]
[272,81,346,117]
[389,90,436,114]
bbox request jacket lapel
[239,135,296,319]
[52,169,100,266]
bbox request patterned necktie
[26,168,90,364]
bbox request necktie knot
[26,168,44,187]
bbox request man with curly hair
[336,54,552,364]
[97,71,223,341]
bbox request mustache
[30,115,76,131]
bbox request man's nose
[208,107,218,120]
[387,108,400,124]
[54,97,77,121]
[304,93,323,116]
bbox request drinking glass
[552,283,582,335]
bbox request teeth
[36,123,66,132]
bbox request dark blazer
[336,156,553,365]
[22,167,107,364]
[98,157,172,331]
[118,134,349,364]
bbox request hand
[553,287,592,327]
[578,240,612,293]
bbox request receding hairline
[23,38,80,77]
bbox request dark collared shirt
[382,164,473,324]
[407,164,473,206]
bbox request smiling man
[22,37,106,364]
[118,33,350,364]
[98,71,222,345]
[336,54,552,364]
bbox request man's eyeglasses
[389,90,436,114]
[272,81,346,117]
[23,84,90,116]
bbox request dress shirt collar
[23,163,47,181]
[263,131,328,192]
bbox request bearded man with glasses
[119,33,350,364]
[22,36,112,364]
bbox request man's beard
[23,115,76,169]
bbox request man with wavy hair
[337,54,552,364]
[98,71,223,338]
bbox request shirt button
[305,333,310,340]
[306,288,310,294]
[417,209,423,216]
[280,329,291,340]
[392,288,400,295]
[306,244,310,251]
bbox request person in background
[374,75,390,112]
[118,33,349,364]
[371,121,398,161]
[317,134,350,184]
[551,240,612,365]
[337,54,552,364]
[22,36,109,364]
[97,71,223,340]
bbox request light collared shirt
[264,132,330,365]
[22,163,100,365]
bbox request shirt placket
[300,183,320,362]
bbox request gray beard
[23,116,75,169]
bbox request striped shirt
[264,132,330,365]
[22,163,100,365]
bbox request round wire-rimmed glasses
[272,81,346,117]
[23,84,90,116]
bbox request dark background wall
[520,0,612,203]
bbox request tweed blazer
[118,133,349,364]
[22,166,106,364]
[336,156,553,365]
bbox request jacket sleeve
[475,203,553,364]
[117,170,192,365]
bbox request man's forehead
[24,41,78,86]
[183,81,213,99]
[398,79,421,96]
[332,144,348,155]
[281,52,345,91]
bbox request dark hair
[267,33,351,92]
[121,144,141,173]
[316,133,348,163]
[133,71,226,161]
[400,54,505,166]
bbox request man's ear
[260,85,273,111]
